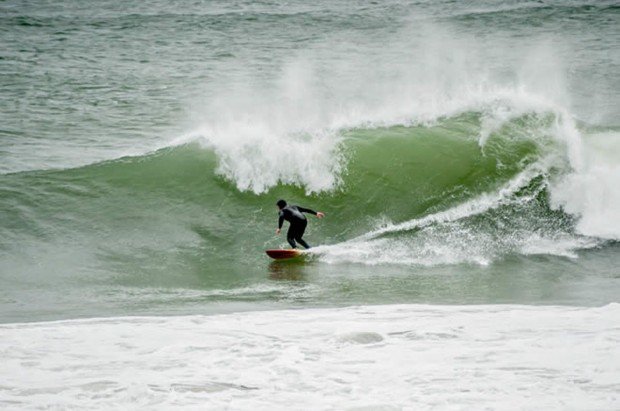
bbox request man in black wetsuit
[276,199,324,249]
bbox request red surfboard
[265,249,305,260]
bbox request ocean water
[1,0,619,409]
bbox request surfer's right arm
[276,212,284,234]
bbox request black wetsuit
[278,205,317,249]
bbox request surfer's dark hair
[276,199,287,209]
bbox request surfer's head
[276,199,287,209]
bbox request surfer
[276,199,324,249]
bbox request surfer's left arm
[298,206,325,219]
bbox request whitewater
[1,0,619,409]
[2,304,619,410]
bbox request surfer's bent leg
[286,226,298,248]
[295,220,311,249]
[296,237,311,249]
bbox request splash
[550,130,620,240]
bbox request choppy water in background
[1,0,619,408]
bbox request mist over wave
[184,22,577,193]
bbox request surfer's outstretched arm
[297,206,316,215]
[298,206,325,218]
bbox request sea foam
[1,304,618,410]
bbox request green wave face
[0,111,567,283]
[337,113,545,229]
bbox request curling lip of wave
[353,162,549,242]
[180,85,572,194]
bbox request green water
[1,0,619,323]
